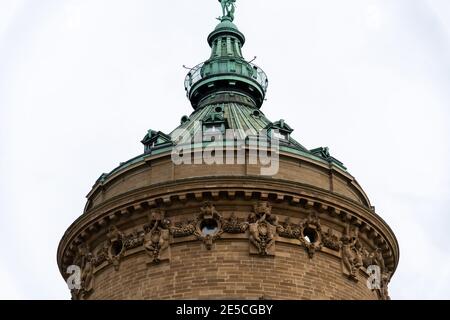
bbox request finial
[217,0,236,22]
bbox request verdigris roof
[94,9,347,183]
[170,100,309,152]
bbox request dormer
[202,109,226,136]
[141,130,173,154]
[310,147,346,169]
[266,119,293,141]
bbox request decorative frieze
[65,198,394,300]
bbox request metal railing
[184,61,268,96]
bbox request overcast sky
[1,0,449,300]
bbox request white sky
[0,0,449,300]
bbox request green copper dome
[93,1,347,183]
[208,19,245,45]
[214,19,239,30]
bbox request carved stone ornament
[299,212,323,259]
[222,212,248,234]
[106,225,125,271]
[340,225,364,281]
[276,217,301,239]
[322,228,340,251]
[143,209,170,264]
[93,241,108,268]
[378,271,392,300]
[253,201,279,226]
[123,229,145,251]
[80,252,94,295]
[170,220,196,238]
[363,246,390,300]
[194,202,224,250]
[248,202,278,256]
[370,248,386,272]
[71,244,94,300]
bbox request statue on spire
[218,0,236,22]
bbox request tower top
[184,0,268,110]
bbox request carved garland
[62,192,395,270]
[68,200,392,300]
